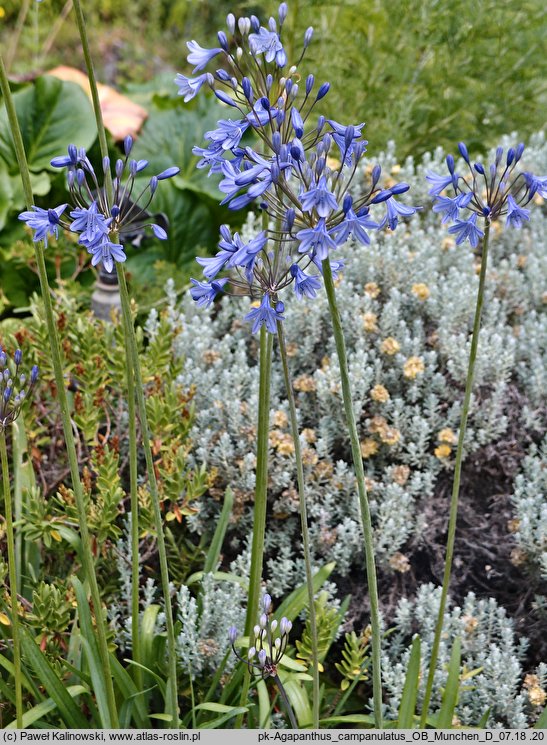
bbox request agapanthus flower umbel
[427,142,546,246]
[228,593,292,679]
[0,346,39,431]
[178,2,418,333]
[19,138,179,273]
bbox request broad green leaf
[130,99,226,201]
[0,76,96,173]
[6,685,87,729]
[397,636,421,728]
[20,630,89,728]
[437,637,461,728]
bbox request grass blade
[20,629,89,728]
[436,638,461,728]
[397,635,421,728]
[110,654,151,728]
[73,577,113,728]
[6,685,88,729]
[203,486,234,574]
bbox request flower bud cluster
[228,593,292,679]
[179,2,418,332]
[427,142,546,246]
[0,346,39,431]
[18,138,180,273]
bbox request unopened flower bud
[218,31,229,51]
[316,82,330,100]
[280,617,292,635]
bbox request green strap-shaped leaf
[6,685,88,729]
[275,562,336,623]
[73,577,113,728]
[397,635,421,728]
[203,486,234,575]
[436,637,461,728]
[20,630,89,728]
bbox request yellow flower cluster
[389,552,411,573]
[364,282,381,298]
[370,384,390,402]
[411,283,430,301]
[403,356,425,379]
[524,675,547,707]
[434,428,456,459]
[360,438,378,458]
[362,312,378,333]
[293,374,316,392]
[381,337,400,355]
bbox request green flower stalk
[238,324,273,720]
[0,53,119,728]
[277,320,320,728]
[71,0,179,722]
[322,259,384,728]
[421,140,544,722]
[0,348,36,730]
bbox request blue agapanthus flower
[19,137,179,273]
[18,204,67,247]
[177,2,417,333]
[245,295,285,334]
[428,142,544,247]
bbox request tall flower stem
[322,259,383,728]
[0,53,119,728]
[116,266,179,725]
[420,223,491,725]
[277,320,320,728]
[124,302,142,690]
[238,325,273,719]
[0,430,22,728]
[72,0,147,704]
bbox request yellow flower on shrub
[435,444,452,459]
[370,384,390,402]
[403,356,425,378]
[364,282,381,298]
[381,337,400,355]
[438,427,456,444]
[411,283,430,300]
[360,439,379,458]
[362,312,378,332]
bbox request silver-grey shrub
[145,132,546,593]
